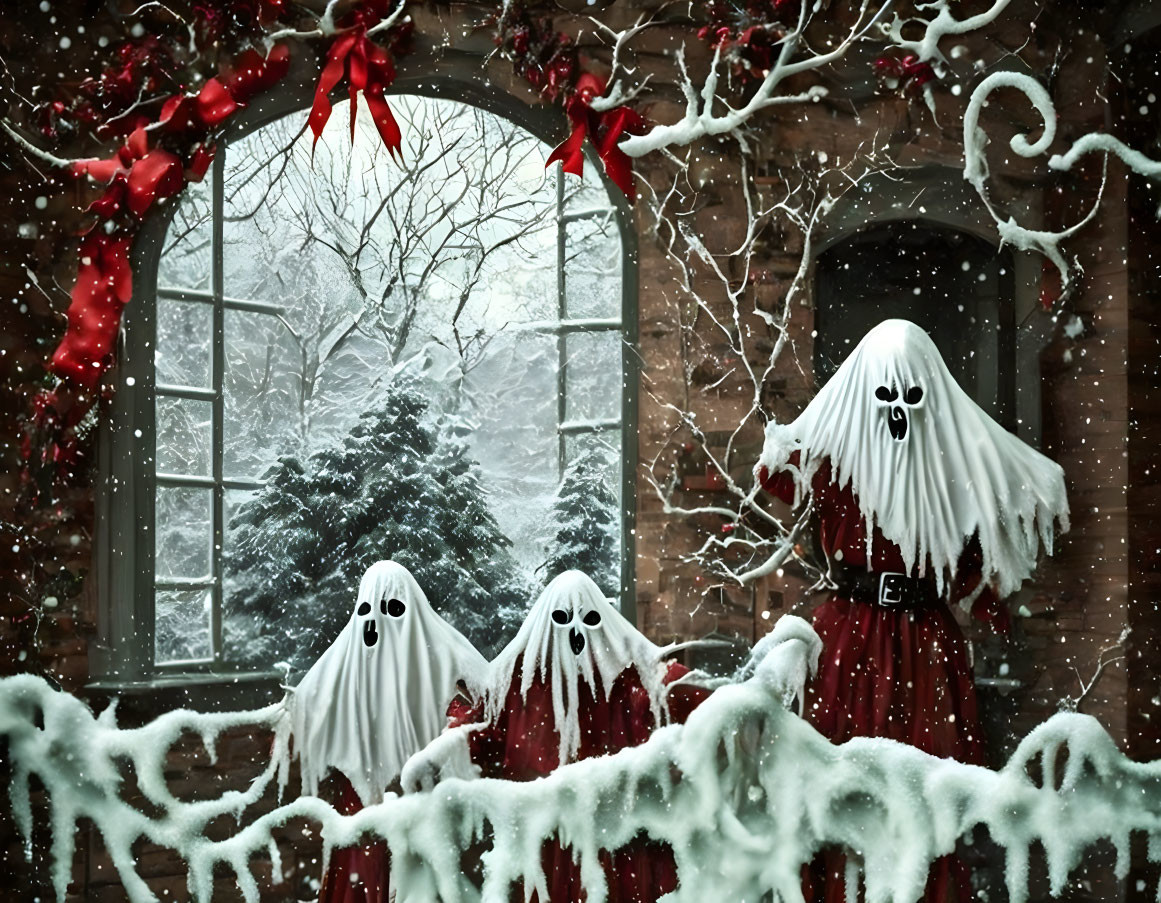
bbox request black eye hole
[387,598,406,618]
[582,610,601,627]
[551,609,571,625]
[379,598,387,615]
[357,601,371,616]
[904,386,924,405]
[875,385,898,402]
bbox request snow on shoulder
[756,319,1069,599]
[291,559,488,806]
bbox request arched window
[814,220,1016,426]
[95,93,636,683]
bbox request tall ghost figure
[756,319,1069,903]
[290,560,487,903]
[402,570,710,903]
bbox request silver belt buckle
[878,572,907,606]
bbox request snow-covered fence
[2,668,1161,903]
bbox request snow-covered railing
[3,668,1161,903]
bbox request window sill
[84,670,286,714]
[974,676,1023,693]
[86,669,284,693]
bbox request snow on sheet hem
[3,662,1161,903]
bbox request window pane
[565,215,622,320]
[155,487,212,579]
[558,432,622,597]
[563,162,618,214]
[156,397,212,476]
[156,299,211,388]
[565,331,622,423]
[220,487,271,665]
[223,309,300,481]
[154,588,212,663]
[157,178,212,291]
[463,331,560,569]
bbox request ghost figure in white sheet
[757,318,1069,599]
[290,560,488,807]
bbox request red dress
[318,775,391,903]
[762,457,1005,902]
[449,660,710,903]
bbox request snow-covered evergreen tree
[540,444,620,596]
[223,379,530,671]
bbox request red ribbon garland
[51,234,134,387]
[51,45,291,389]
[546,73,644,202]
[309,27,401,156]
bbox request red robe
[449,660,710,903]
[762,457,1004,903]
[318,775,391,903]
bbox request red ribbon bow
[50,234,134,388]
[73,125,184,221]
[546,73,644,202]
[309,23,401,156]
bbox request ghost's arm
[951,536,1011,634]
[756,450,802,505]
[744,614,823,714]
[400,724,482,793]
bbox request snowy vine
[4,637,1161,903]
[963,69,1161,300]
[0,674,290,903]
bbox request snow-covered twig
[266,0,345,42]
[618,1,879,158]
[587,11,663,113]
[0,121,84,170]
[887,0,1015,69]
[123,1,197,55]
[964,71,1121,299]
[1060,625,1131,715]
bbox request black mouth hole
[569,627,586,655]
[362,620,379,648]
[888,405,908,441]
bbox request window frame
[91,73,639,688]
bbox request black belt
[834,567,938,609]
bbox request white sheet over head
[290,560,488,806]
[486,570,671,765]
[756,319,1069,600]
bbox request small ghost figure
[290,560,487,903]
[756,319,1070,903]
[402,570,710,903]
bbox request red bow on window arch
[546,73,645,202]
[309,6,407,157]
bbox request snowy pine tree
[540,444,620,596]
[223,379,529,671]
